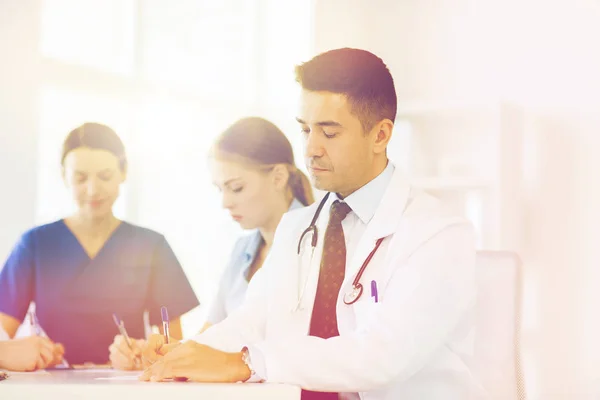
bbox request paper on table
[71,368,133,373]
[0,369,50,375]
[95,375,141,381]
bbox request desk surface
[0,369,301,400]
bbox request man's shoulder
[397,188,474,248]
[405,188,470,224]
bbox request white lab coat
[194,168,488,400]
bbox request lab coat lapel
[343,169,411,284]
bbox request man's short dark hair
[295,48,397,133]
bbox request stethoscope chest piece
[343,283,363,305]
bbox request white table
[0,369,301,399]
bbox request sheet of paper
[0,369,50,375]
[95,375,141,381]
[71,368,128,373]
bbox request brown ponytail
[288,168,314,206]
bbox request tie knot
[330,200,352,223]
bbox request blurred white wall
[0,1,40,259]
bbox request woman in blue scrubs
[109,117,314,369]
[0,122,199,367]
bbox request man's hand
[0,336,64,372]
[139,340,251,383]
[139,334,180,369]
[108,335,146,370]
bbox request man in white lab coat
[141,48,486,399]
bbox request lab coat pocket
[352,298,383,332]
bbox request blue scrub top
[0,220,199,364]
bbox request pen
[370,280,379,303]
[112,313,141,368]
[29,310,71,368]
[112,314,133,349]
[161,306,170,344]
[28,310,42,336]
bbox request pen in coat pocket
[370,280,379,303]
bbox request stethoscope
[294,192,384,310]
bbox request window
[139,0,258,102]
[37,0,315,336]
[40,0,136,75]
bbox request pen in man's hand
[161,306,170,344]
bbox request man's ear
[271,164,290,191]
[371,119,394,155]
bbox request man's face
[297,90,375,198]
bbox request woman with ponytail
[202,117,313,330]
[109,117,313,367]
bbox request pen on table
[161,306,170,344]
[112,313,141,367]
[370,280,379,303]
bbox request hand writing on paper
[139,334,180,369]
[139,340,250,383]
[108,335,146,371]
[0,336,64,371]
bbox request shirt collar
[335,161,395,224]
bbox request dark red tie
[302,200,352,400]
